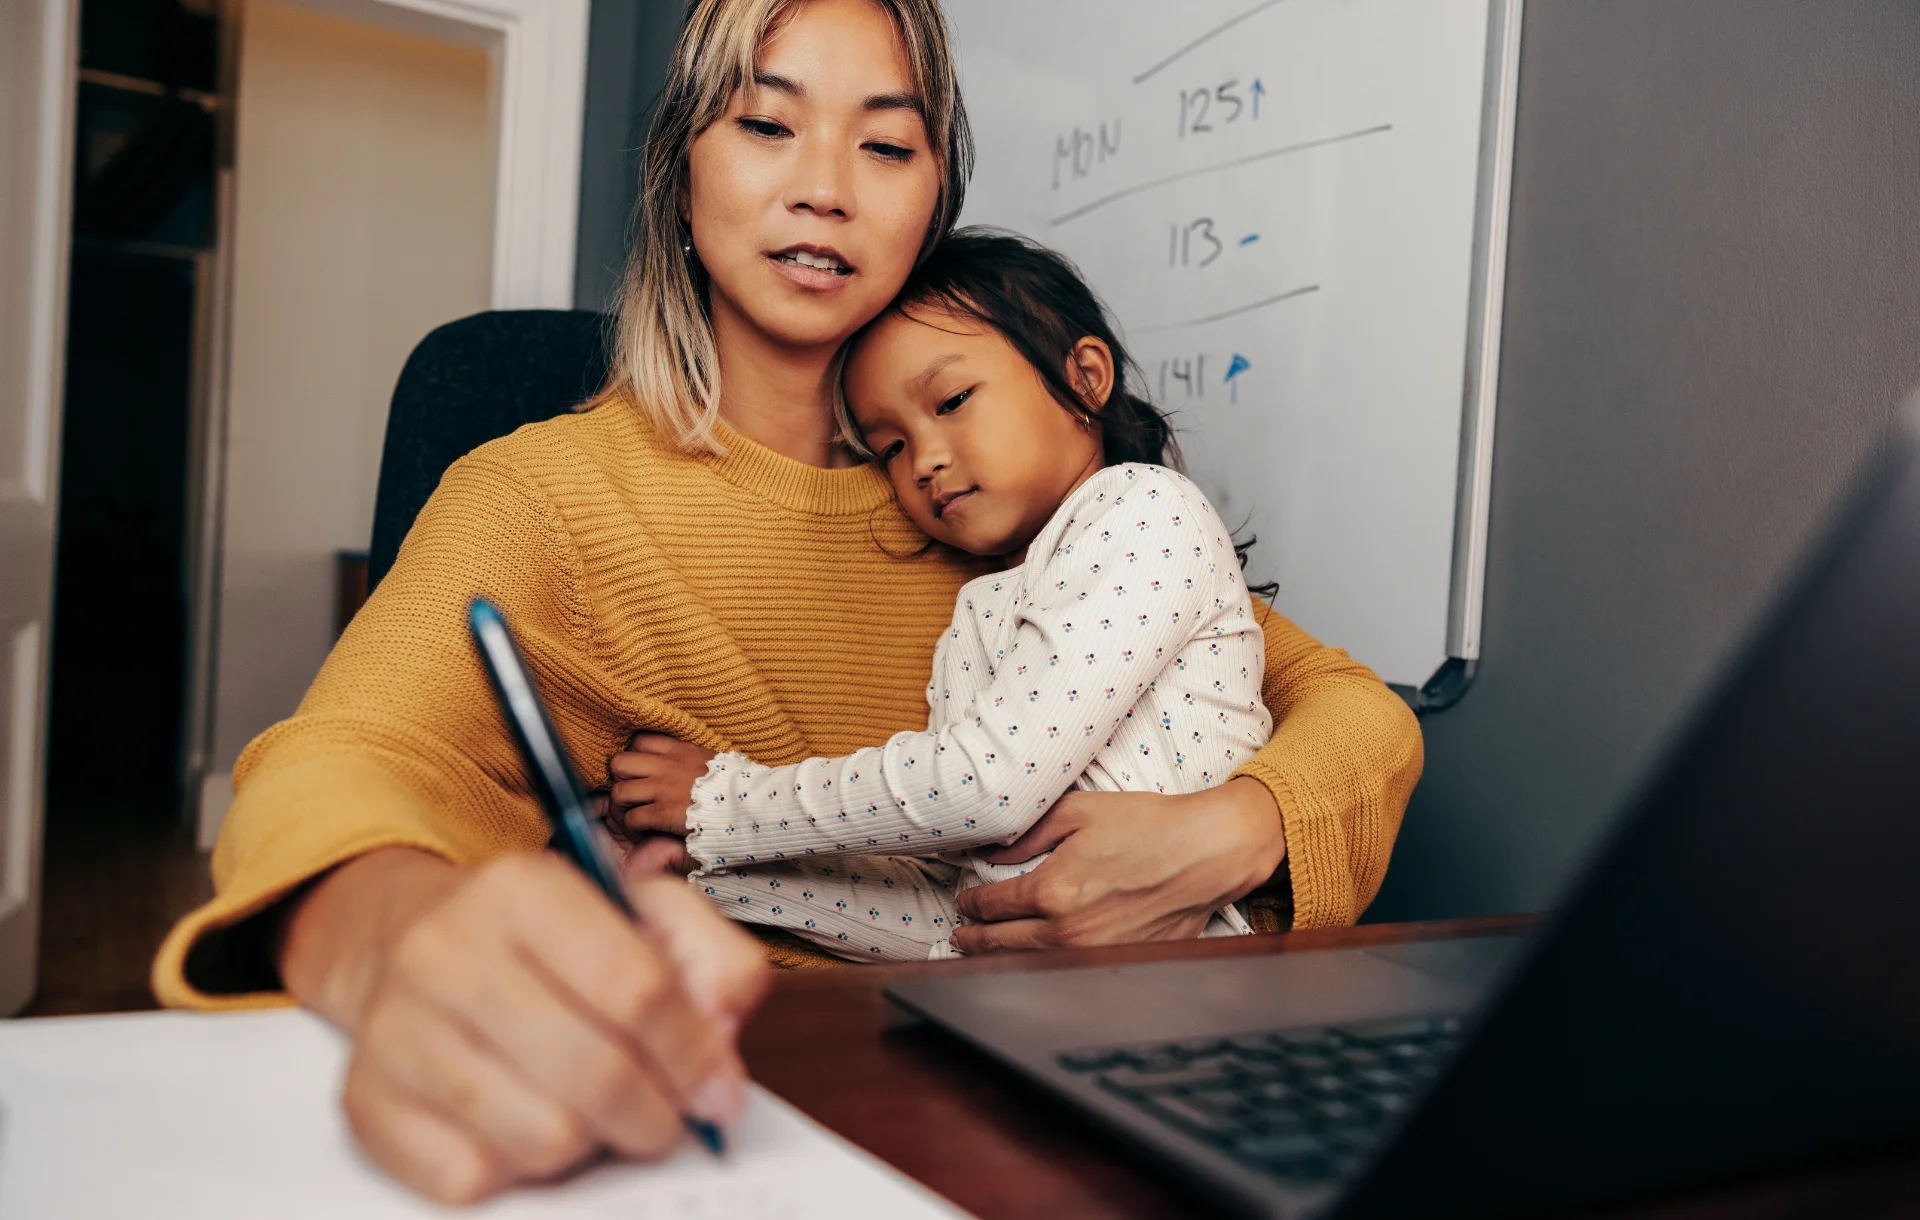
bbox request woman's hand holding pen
[278,845,767,1204]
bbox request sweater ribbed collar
[697,416,898,518]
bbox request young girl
[622,228,1273,960]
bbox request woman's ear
[1066,337,1116,410]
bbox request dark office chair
[368,309,613,590]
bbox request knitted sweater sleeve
[1232,607,1425,929]
[151,452,644,1009]
[684,467,1224,870]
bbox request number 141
[1159,355,1208,400]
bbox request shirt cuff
[684,751,755,874]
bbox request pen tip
[688,1116,726,1157]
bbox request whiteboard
[945,0,1522,693]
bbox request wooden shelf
[71,233,211,262]
[78,67,220,112]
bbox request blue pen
[467,597,727,1157]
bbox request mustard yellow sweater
[153,402,1423,1009]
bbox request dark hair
[841,226,1278,598]
[842,226,1178,468]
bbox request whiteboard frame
[1425,0,1524,706]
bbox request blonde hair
[597,0,973,452]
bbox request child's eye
[935,388,973,416]
[738,117,790,140]
[866,140,915,163]
[878,440,905,463]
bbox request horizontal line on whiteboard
[1133,283,1320,333]
[1132,0,1295,85]
[1048,124,1393,226]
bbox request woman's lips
[767,247,855,291]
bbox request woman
[154,0,1421,1203]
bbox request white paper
[0,1009,970,1219]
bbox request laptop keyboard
[1056,1014,1462,1186]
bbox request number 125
[1178,78,1265,138]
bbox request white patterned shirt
[686,463,1272,957]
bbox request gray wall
[1367,0,1920,920]
[574,1,683,312]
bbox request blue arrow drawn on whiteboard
[1251,78,1267,119]
[1224,353,1251,404]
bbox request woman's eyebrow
[865,91,922,115]
[752,70,802,96]
[751,71,920,116]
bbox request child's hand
[607,732,716,837]
[618,832,696,881]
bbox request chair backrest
[369,309,612,589]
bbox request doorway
[203,0,496,836]
[27,0,587,1015]
[34,0,221,1016]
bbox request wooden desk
[740,917,1920,1219]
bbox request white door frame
[183,0,590,838]
[0,0,77,1015]
[288,0,592,310]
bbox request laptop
[886,396,1920,1218]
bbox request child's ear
[1067,337,1117,410]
